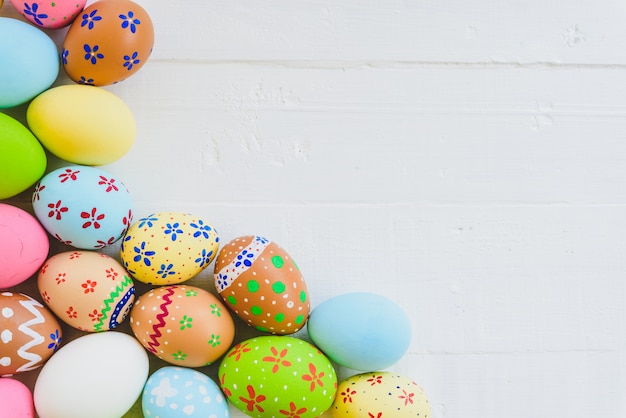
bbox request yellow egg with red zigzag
[38,251,135,332]
[0,292,62,376]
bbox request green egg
[0,112,46,199]
[219,336,337,418]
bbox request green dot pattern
[295,314,305,324]
[247,280,260,292]
[251,305,262,315]
[272,281,286,294]
[227,295,236,305]
[271,255,284,268]
[275,313,285,323]
[299,290,307,303]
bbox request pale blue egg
[142,367,230,418]
[0,17,59,109]
[32,165,133,249]
[307,292,411,371]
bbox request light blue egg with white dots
[142,366,229,418]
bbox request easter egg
[214,235,310,335]
[27,84,136,165]
[38,251,135,332]
[0,204,49,289]
[0,113,47,199]
[331,372,430,418]
[0,292,62,376]
[142,367,230,418]
[120,212,219,285]
[10,0,86,29]
[307,292,411,371]
[219,336,337,418]
[34,331,149,418]
[62,0,154,86]
[130,285,234,367]
[0,17,58,108]
[0,378,35,417]
[32,165,133,249]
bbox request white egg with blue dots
[142,366,229,418]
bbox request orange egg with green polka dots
[214,235,310,335]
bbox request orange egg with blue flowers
[62,0,154,86]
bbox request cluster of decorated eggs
[0,1,430,418]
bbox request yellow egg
[331,372,431,418]
[26,84,135,166]
[120,212,219,285]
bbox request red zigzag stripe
[146,286,177,354]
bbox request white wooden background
[3,0,626,417]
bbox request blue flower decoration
[81,9,101,29]
[61,49,69,65]
[133,241,155,266]
[164,223,183,241]
[47,329,61,352]
[216,273,228,290]
[123,51,140,71]
[157,263,176,279]
[24,3,48,26]
[255,236,269,244]
[83,44,104,64]
[119,10,140,33]
[138,214,158,228]
[235,250,254,268]
[190,220,212,239]
[78,76,94,85]
[195,249,213,268]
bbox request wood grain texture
[2,0,626,417]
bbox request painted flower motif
[105,268,119,280]
[47,330,61,351]
[157,263,176,279]
[220,374,232,397]
[81,280,97,293]
[367,374,383,385]
[119,10,140,33]
[81,9,101,29]
[190,220,212,238]
[210,303,221,317]
[23,3,48,26]
[53,234,72,246]
[95,236,116,249]
[399,389,414,406]
[195,249,213,268]
[89,309,103,322]
[55,273,66,284]
[341,388,356,403]
[235,249,254,268]
[61,49,69,65]
[98,175,119,192]
[40,263,49,275]
[81,207,105,229]
[41,291,51,304]
[368,413,383,418]
[301,363,325,391]
[66,306,78,318]
[69,252,81,259]
[262,346,292,374]
[59,168,80,182]
[228,342,251,361]
[133,241,155,266]
[172,350,187,361]
[239,385,266,413]
[78,76,95,85]
[255,236,269,244]
[279,402,307,418]
[123,51,140,71]
[216,273,229,290]
[47,200,68,220]
[179,315,193,330]
[185,289,198,297]
[122,210,133,235]
[83,44,104,64]
[208,334,221,347]
[138,214,158,228]
[164,222,183,241]
[32,183,45,202]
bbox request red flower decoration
[67,306,78,318]
[301,363,325,391]
[228,342,251,361]
[81,207,105,229]
[47,200,68,220]
[55,273,66,284]
[81,280,97,293]
[41,291,51,303]
[341,388,356,403]
[367,374,383,385]
[219,374,232,398]
[262,346,292,373]
[279,401,307,417]
[239,385,265,413]
[98,175,119,192]
[368,413,383,418]
[399,389,414,406]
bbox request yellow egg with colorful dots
[120,212,219,285]
[331,372,431,418]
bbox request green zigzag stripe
[94,275,134,332]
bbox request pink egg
[0,204,49,289]
[0,378,34,417]
[10,0,87,29]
